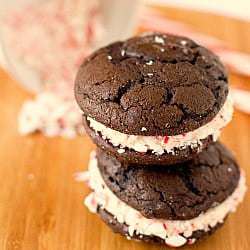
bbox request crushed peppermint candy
[163,136,169,144]
[121,49,126,56]
[128,226,135,237]
[147,73,154,77]
[117,148,126,154]
[160,48,165,52]
[141,127,147,131]
[165,235,187,247]
[18,92,83,138]
[188,238,196,245]
[107,55,112,60]
[1,0,103,138]
[154,36,165,44]
[73,171,90,182]
[146,60,154,65]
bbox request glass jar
[0,0,140,93]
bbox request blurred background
[0,1,249,249]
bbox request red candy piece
[57,118,65,129]
[163,136,169,144]
[188,239,195,245]
[91,197,96,206]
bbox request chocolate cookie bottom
[98,207,224,247]
[83,117,213,165]
[84,149,246,248]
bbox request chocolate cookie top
[75,33,228,136]
[96,142,240,220]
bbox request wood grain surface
[0,5,249,250]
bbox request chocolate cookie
[96,142,240,220]
[76,33,233,165]
[75,33,228,136]
[85,145,246,248]
[98,207,224,247]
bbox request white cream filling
[87,95,233,155]
[84,152,246,247]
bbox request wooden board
[0,6,249,250]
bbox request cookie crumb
[117,148,125,154]
[74,171,89,182]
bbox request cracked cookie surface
[75,33,228,136]
[96,142,240,220]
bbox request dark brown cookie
[96,142,240,220]
[75,33,228,136]
[83,116,213,165]
[98,207,224,247]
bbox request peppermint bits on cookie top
[75,33,229,136]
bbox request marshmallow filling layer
[87,96,233,155]
[84,152,246,247]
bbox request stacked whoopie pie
[75,33,246,247]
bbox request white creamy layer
[84,152,246,247]
[87,95,233,155]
